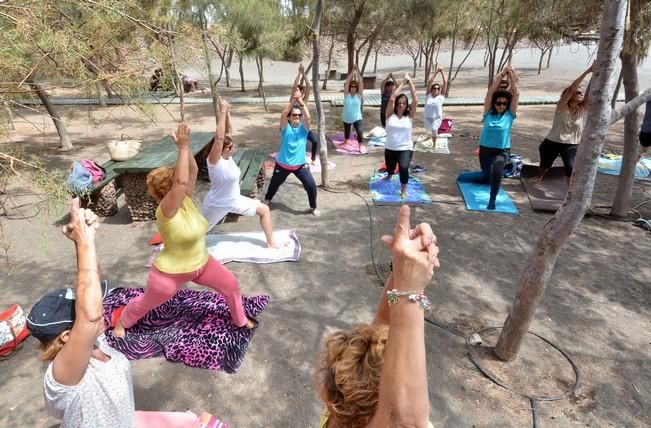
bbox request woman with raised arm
[342,65,367,154]
[113,122,256,338]
[384,73,418,199]
[292,63,319,165]
[316,205,439,427]
[201,98,282,248]
[27,199,225,428]
[424,67,447,145]
[264,88,320,216]
[380,72,395,128]
[477,64,520,210]
[534,64,593,184]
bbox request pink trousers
[121,256,248,328]
[135,410,199,428]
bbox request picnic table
[114,132,215,221]
[113,132,267,222]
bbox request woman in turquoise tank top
[342,64,367,154]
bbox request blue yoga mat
[457,171,519,214]
[597,155,651,181]
[370,173,432,205]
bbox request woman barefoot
[384,73,418,199]
[114,122,256,337]
[424,67,447,146]
[201,98,282,248]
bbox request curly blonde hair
[146,167,175,201]
[316,324,389,427]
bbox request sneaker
[311,208,321,217]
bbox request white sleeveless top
[546,109,584,145]
[385,114,413,151]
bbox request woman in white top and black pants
[384,73,418,199]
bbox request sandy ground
[1,46,650,428]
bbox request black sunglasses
[291,113,303,118]
[495,101,508,106]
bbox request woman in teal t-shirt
[478,65,520,210]
[341,65,367,154]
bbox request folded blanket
[103,288,269,373]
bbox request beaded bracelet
[386,289,431,312]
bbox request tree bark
[494,0,627,362]
[610,51,639,218]
[346,5,365,72]
[239,53,245,92]
[27,80,73,150]
[322,35,335,90]
[311,0,328,187]
[200,11,220,123]
[255,55,268,112]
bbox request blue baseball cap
[27,280,109,344]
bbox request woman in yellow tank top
[113,122,256,337]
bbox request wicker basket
[106,139,142,161]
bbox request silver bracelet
[387,289,431,312]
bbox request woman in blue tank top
[341,64,367,154]
[478,64,520,210]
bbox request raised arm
[381,73,394,93]
[344,69,355,95]
[386,81,405,119]
[439,67,448,95]
[484,69,506,113]
[280,89,299,131]
[298,94,311,131]
[506,66,520,115]
[369,205,438,428]
[558,63,594,111]
[406,74,418,118]
[51,199,104,386]
[300,64,311,102]
[207,98,230,165]
[159,122,192,219]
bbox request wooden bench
[222,148,267,223]
[80,160,123,217]
[114,132,215,221]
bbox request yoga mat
[149,229,301,266]
[329,134,368,155]
[103,288,269,373]
[456,171,519,214]
[520,164,566,211]
[597,155,651,181]
[369,173,432,205]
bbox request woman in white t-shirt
[27,200,224,428]
[424,67,447,146]
[202,98,281,248]
[384,73,418,199]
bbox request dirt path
[1,57,650,427]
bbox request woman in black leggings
[264,88,320,216]
[384,73,418,199]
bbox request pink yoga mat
[329,134,368,155]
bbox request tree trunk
[166,32,185,122]
[256,55,268,112]
[2,101,15,130]
[494,0,626,362]
[373,45,380,73]
[95,81,106,106]
[611,68,623,109]
[449,29,481,96]
[311,0,328,187]
[346,6,365,72]
[610,51,639,218]
[447,15,458,97]
[225,47,234,88]
[546,47,553,68]
[322,35,335,90]
[239,53,245,92]
[28,80,73,150]
[200,12,220,123]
